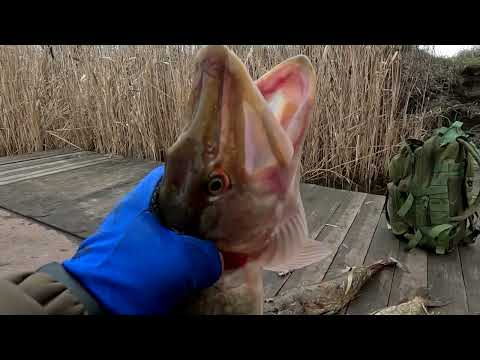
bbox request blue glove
[63,165,223,315]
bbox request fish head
[153,45,316,267]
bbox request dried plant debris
[265,257,407,315]
[371,288,450,315]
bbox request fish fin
[263,195,329,273]
[264,238,329,273]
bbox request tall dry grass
[0,45,433,193]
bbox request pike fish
[371,289,449,315]
[151,45,327,314]
[264,257,406,315]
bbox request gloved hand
[63,165,223,315]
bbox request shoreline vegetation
[1,45,476,194]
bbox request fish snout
[152,189,199,235]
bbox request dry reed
[0,45,433,193]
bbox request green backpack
[386,121,480,254]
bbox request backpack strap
[405,230,422,250]
[397,193,414,217]
[405,224,454,253]
[451,138,480,221]
[429,224,455,254]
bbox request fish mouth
[182,45,316,178]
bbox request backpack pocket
[387,182,412,235]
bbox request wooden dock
[1,148,479,315]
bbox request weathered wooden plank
[0,151,94,172]
[300,183,324,215]
[40,177,158,238]
[428,248,468,314]
[0,148,79,166]
[263,184,346,298]
[323,193,385,281]
[304,185,348,241]
[388,242,428,307]
[322,193,385,315]
[346,213,400,314]
[0,159,160,230]
[459,241,480,314]
[0,156,111,186]
[279,191,367,295]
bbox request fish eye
[207,171,230,195]
[208,177,223,194]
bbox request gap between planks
[0,151,92,171]
[459,240,480,314]
[277,191,369,296]
[428,247,468,315]
[0,156,112,186]
[322,193,386,314]
[0,148,80,166]
[263,184,348,298]
[345,213,400,315]
[323,193,386,281]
